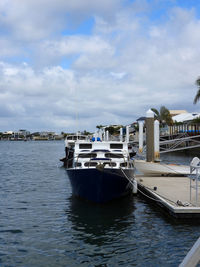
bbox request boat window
[75,162,82,167]
[79,144,92,149]
[91,158,110,161]
[105,153,124,158]
[79,136,87,140]
[110,144,123,149]
[78,153,97,158]
[67,136,73,140]
[84,162,98,167]
[120,162,127,167]
[103,162,116,167]
[92,149,110,152]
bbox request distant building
[172,112,200,123]
[136,116,146,123]
[4,131,13,135]
[169,110,187,117]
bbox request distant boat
[64,138,137,203]
[134,159,190,176]
[60,134,90,167]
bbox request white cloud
[0,2,200,132]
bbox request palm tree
[151,106,173,126]
[96,125,104,130]
[193,77,200,104]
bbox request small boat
[65,138,137,203]
[134,159,190,176]
[60,134,90,167]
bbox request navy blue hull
[66,168,133,203]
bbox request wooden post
[146,109,154,162]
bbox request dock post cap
[190,157,200,168]
[146,109,154,118]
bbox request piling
[103,128,106,141]
[146,109,154,162]
[139,121,143,153]
[154,120,160,161]
[126,126,129,143]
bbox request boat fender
[96,163,104,171]
[153,186,157,191]
[132,179,137,194]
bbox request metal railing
[179,237,200,267]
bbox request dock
[135,175,200,220]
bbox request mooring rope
[120,167,165,203]
[120,167,186,205]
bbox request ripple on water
[0,229,23,234]
[0,141,200,267]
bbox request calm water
[0,141,200,267]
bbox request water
[0,141,199,267]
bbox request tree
[193,77,200,104]
[151,106,173,126]
[105,126,121,135]
[96,125,104,129]
[82,130,91,135]
[191,116,200,124]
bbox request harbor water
[0,141,200,266]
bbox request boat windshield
[67,135,87,141]
[105,153,124,158]
[78,153,97,158]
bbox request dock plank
[135,175,200,218]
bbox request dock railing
[179,237,200,267]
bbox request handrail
[189,157,200,206]
[179,237,200,267]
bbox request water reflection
[67,195,136,245]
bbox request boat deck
[135,175,200,219]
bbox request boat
[134,159,190,176]
[65,137,137,203]
[60,134,90,167]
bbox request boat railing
[74,151,132,169]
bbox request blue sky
[0,0,200,132]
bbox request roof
[169,110,187,116]
[136,117,146,121]
[172,112,200,122]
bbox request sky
[1,0,200,133]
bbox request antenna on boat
[126,126,129,143]
[120,128,123,142]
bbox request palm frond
[194,89,200,104]
[151,108,159,118]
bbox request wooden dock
[135,175,200,220]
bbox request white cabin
[73,140,133,169]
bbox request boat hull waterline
[67,168,134,203]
